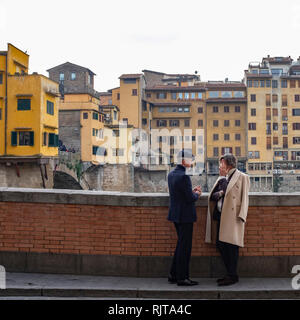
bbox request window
[17,99,31,110]
[292,109,300,116]
[132,89,138,96]
[234,91,244,98]
[235,106,240,112]
[142,101,147,111]
[213,134,219,141]
[209,91,219,98]
[123,78,136,84]
[281,79,287,88]
[117,93,120,100]
[235,147,241,156]
[266,80,271,88]
[283,137,288,149]
[249,123,256,130]
[235,133,241,141]
[260,80,265,88]
[92,146,98,155]
[282,108,288,121]
[251,137,257,145]
[224,120,230,127]
[213,120,219,127]
[266,136,271,150]
[213,106,218,113]
[71,72,76,80]
[198,92,203,99]
[272,80,278,88]
[272,94,278,103]
[271,69,282,75]
[198,119,203,127]
[250,94,256,102]
[266,122,271,134]
[190,92,196,99]
[290,80,296,88]
[265,94,271,106]
[293,123,300,130]
[184,119,190,127]
[48,133,59,147]
[59,73,64,81]
[273,123,278,131]
[46,100,54,115]
[0,73,3,84]
[184,107,190,112]
[273,137,278,145]
[251,108,256,116]
[169,119,179,127]
[221,91,232,98]
[184,92,189,99]
[171,92,177,100]
[157,92,167,99]
[266,108,271,120]
[146,93,151,98]
[224,134,230,141]
[92,112,98,120]
[142,118,147,125]
[157,120,167,127]
[293,137,300,144]
[222,147,232,155]
[213,147,219,157]
[282,95,287,106]
[253,80,259,88]
[224,106,229,113]
[197,107,203,113]
[178,93,183,99]
[113,111,117,120]
[18,131,34,146]
[0,108,2,120]
[247,80,252,87]
[235,120,240,126]
[283,123,288,134]
[295,95,300,102]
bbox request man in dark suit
[167,150,202,286]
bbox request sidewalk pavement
[0,272,299,299]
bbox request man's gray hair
[220,153,237,168]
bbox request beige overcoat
[205,169,250,247]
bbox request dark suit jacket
[167,165,199,223]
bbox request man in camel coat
[205,153,250,286]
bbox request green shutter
[48,133,55,147]
[54,134,59,147]
[29,131,34,146]
[11,131,17,146]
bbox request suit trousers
[216,220,239,280]
[170,222,193,281]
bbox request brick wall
[0,196,299,257]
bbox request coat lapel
[225,169,240,196]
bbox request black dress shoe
[177,279,199,286]
[218,277,239,286]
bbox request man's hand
[194,185,202,196]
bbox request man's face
[182,158,193,168]
[219,159,228,174]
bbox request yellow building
[245,56,300,191]
[58,93,105,164]
[0,43,59,160]
[205,82,247,174]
